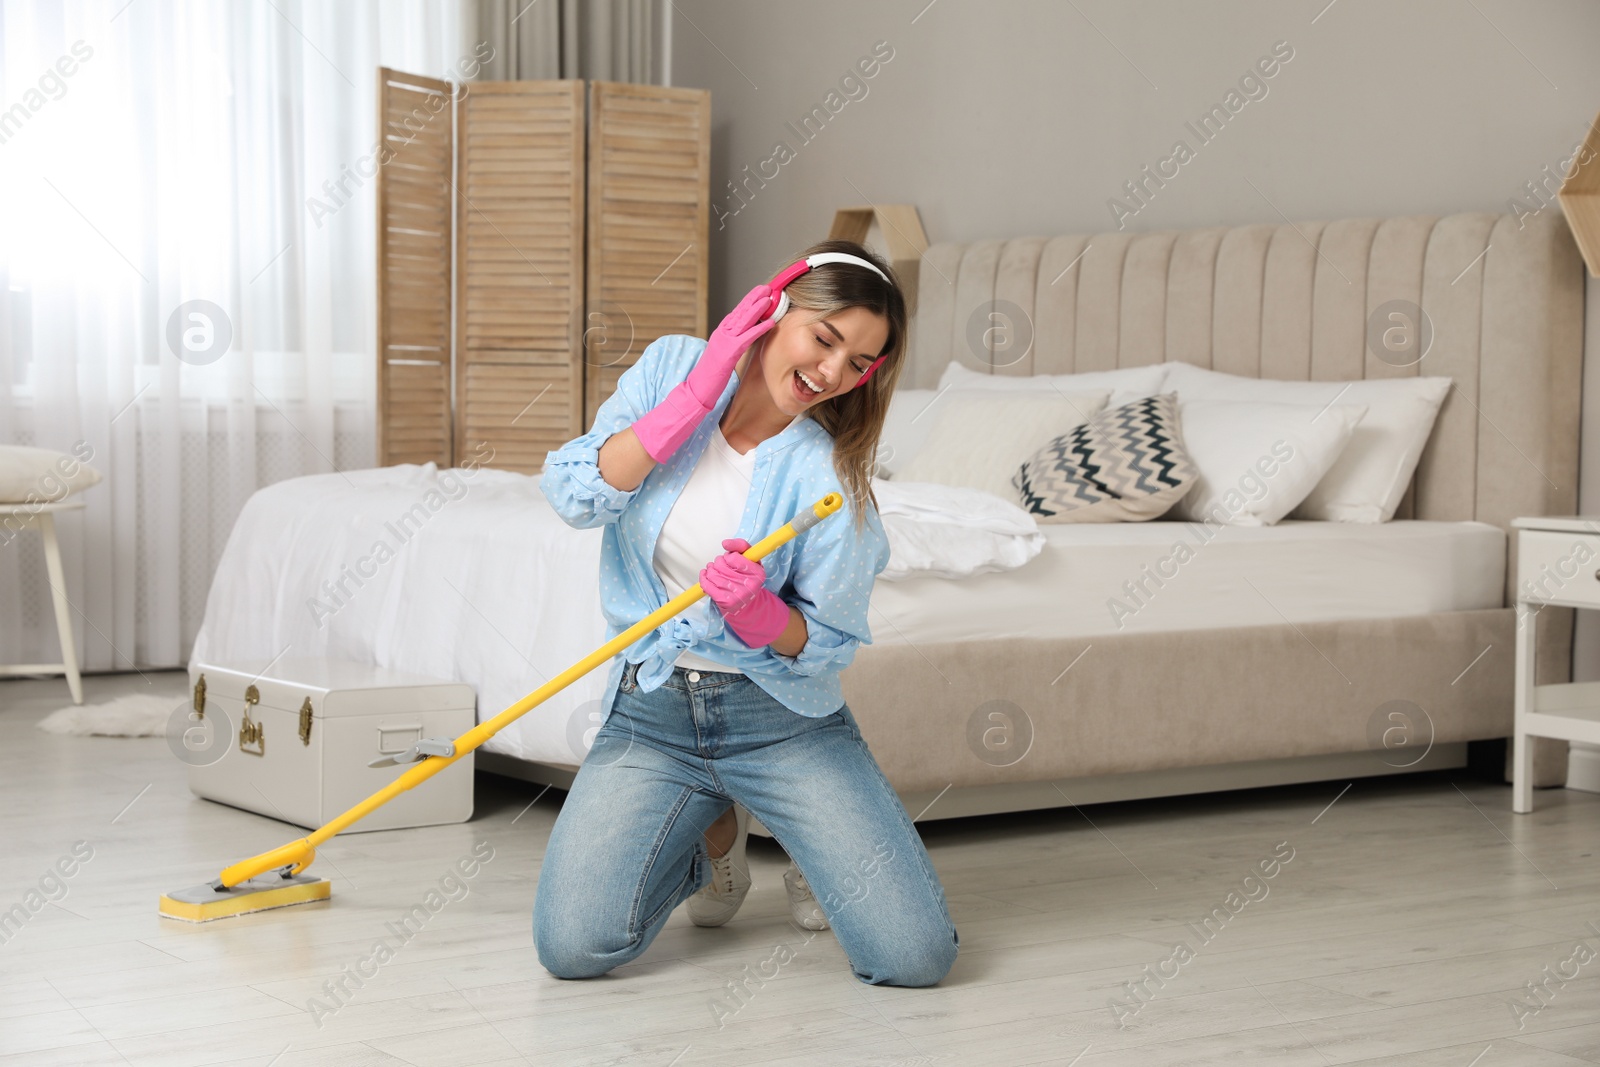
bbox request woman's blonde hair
[766,239,907,536]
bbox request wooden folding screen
[374,70,710,476]
[584,82,711,424]
[455,81,586,474]
[375,69,454,468]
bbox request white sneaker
[784,860,829,931]
[687,803,751,927]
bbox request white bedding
[191,465,1504,768]
[875,479,1044,580]
[191,465,609,767]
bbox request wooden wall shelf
[1558,107,1600,277]
[827,205,929,314]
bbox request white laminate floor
[2,669,1599,1067]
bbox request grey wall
[668,0,1600,315]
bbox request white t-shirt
[654,415,797,672]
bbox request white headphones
[767,252,890,323]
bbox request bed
[842,207,1582,818]
[190,207,1585,824]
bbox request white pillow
[0,446,102,504]
[873,389,941,478]
[939,359,1168,409]
[1166,399,1368,526]
[1159,362,1450,523]
[896,389,1111,502]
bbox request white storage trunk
[186,657,476,833]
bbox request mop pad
[36,693,179,736]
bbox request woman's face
[750,305,890,416]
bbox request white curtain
[476,0,656,82]
[0,0,475,674]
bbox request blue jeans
[533,662,960,986]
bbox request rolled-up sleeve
[540,337,671,529]
[765,496,892,678]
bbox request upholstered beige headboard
[909,209,1586,681]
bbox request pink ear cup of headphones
[764,253,891,391]
[766,261,813,319]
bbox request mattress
[869,518,1506,645]
[190,465,1504,768]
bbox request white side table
[0,501,85,704]
[1512,516,1600,812]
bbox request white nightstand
[1512,516,1600,812]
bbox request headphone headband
[766,252,889,320]
[801,251,889,281]
[765,252,892,388]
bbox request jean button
[687,671,701,683]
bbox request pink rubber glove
[700,538,792,648]
[632,285,778,463]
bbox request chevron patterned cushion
[1013,393,1196,523]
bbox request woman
[535,239,959,987]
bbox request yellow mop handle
[216,491,845,888]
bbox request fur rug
[36,692,181,737]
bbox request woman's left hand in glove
[700,538,792,648]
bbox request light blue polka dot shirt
[540,334,891,724]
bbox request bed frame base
[477,743,1468,839]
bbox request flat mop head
[159,871,330,922]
